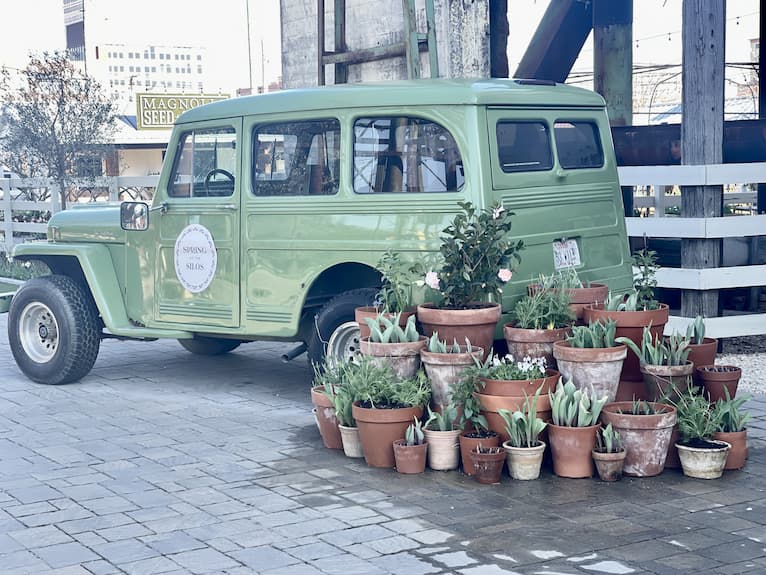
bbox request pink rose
[498,268,513,282]
[425,271,440,290]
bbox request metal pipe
[281,342,308,363]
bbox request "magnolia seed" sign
[136,93,229,130]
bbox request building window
[197,66,203,74]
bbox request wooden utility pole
[680,0,725,318]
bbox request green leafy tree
[0,52,117,209]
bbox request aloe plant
[566,319,618,348]
[595,423,623,453]
[685,315,706,345]
[426,332,472,354]
[404,416,426,446]
[616,326,690,366]
[364,313,420,343]
[549,378,608,427]
[424,404,461,432]
[498,388,547,448]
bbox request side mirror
[121,201,149,231]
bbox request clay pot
[676,439,731,479]
[665,426,682,469]
[484,409,552,444]
[583,303,669,394]
[360,336,427,379]
[479,369,559,396]
[469,446,506,484]
[423,429,461,471]
[641,361,694,402]
[686,338,718,386]
[420,347,484,410]
[392,440,428,474]
[553,341,627,403]
[352,402,424,468]
[697,365,742,403]
[310,387,343,450]
[592,449,627,482]
[502,440,546,480]
[713,430,747,470]
[355,307,415,340]
[601,401,677,477]
[338,424,364,458]
[502,324,572,370]
[459,431,500,475]
[547,423,600,478]
[417,302,500,360]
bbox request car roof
[176,78,606,124]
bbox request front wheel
[8,275,101,385]
[178,336,241,355]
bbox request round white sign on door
[174,224,217,293]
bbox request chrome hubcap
[19,302,59,363]
[326,321,361,364]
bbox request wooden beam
[759,0,766,213]
[680,0,725,319]
[593,0,632,126]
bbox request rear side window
[554,121,604,169]
[353,117,464,193]
[496,121,552,173]
[252,119,340,196]
[169,127,236,197]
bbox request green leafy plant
[330,385,356,427]
[498,388,548,448]
[549,378,608,427]
[450,370,488,432]
[375,249,424,313]
[685,315,706,345]
[364,313,420,343]
[616,327,690,366]
[424,404,461,432]
[404,416,426,446]
[672,386,722,444]
[426,332,472,354]
[511,276,574,330]
[595,423,623,453]
[712,388,752,433]
[632,248,660,311]
[604,290,640,311]
[346,356,431,409]
[424,200,525,309]
[566,319,618,348]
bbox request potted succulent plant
[420,332,483,411]
[672,387,730,479]
[498,388,548,480]
[527,267,609,322]
[592,423,626,482]
[547,379,608,478]
[418,201,525,359]
[360,313,427,378]
[503,277,575,370]
[552,318,627,403]
[326,380,364,458]
[393,417,428,474]
[423,404,463,471]
[712,388,751,470]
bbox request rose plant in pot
[672,387,730,479]
[361,313,427,379]
[418,201,525,360]
[393,417,428,474]
[592,423,626,482]
[711,388,751,470]
[420,332,483,412]
[498,387,548,480]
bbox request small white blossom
[425,271,440,290]
[492,205,506,219]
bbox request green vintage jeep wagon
[7,78,632,384]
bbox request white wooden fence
[2,168,764,337]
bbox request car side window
[353,117,464,193]
[169,127,237,197]
[554,121,604,169]
[496,121,553,173]
[252,119,341,196]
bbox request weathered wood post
[680,0,725,318]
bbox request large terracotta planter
[687,338,718,386]
[392,440,428,474]
[583,303,670,397]
[527,283,609,322]
[479,393,552,444]
[502,324,572,370]
[469,447,506,484]
[338,424,364,458]
[420,347,484,410]
[713,430,748,470]
[310,387,343,450]
[360,336,427,379]
[423,429,461,471]
[479,368,559,397]
[547,423,600,478]
[417,302,500,360]
[592,449,627,482]
[502,440,546,480]
[459,431,500,475]
[552,341,627,403]
[641,361,694,402]
[676,440,731,479]
[697,365,742,402]
[352,402,424,468]
[601,401,677,477]
[355,307,415,340]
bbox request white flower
[492,205,505,219]
[497,268,513,282]
[425,271,440,291]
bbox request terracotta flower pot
[592,449,627,482]
[697,365,742,403]
[338,424,364,458]
[360,336,427,379]
[352,402,424,468]
[547,423,600,478]
[712,430,748,470]
[484,409,552,444]
[502,323,572,370]
[420,347,484,410]
[423,429,461,471]
[459,431,500,475]
[583,303,670,397]
[601,401,677,477]
[355,307,415,340]
[502,440,546,480]
[641,361,694,402]
[686,338,718,386]
[479,368,559,396]
[469,447,506,484]
[552,341,627,403]
[475,392,552,414]
[417,302,500,361]
[665,426,682,469]
[392,440,428,474]
[676,439,731,479]
[310,387,343,450]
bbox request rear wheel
[8,275,101,385]
[178,336,241,355]
[306,288,378,367]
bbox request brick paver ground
[1,314,765,575]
